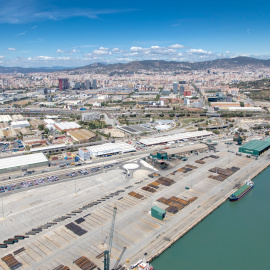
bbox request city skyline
[1,0,270,67]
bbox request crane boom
[104,206,117,270]
[112,247,126,270]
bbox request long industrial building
[79,142,136,159]
[139,131,212,146]
[0,153,48,173]
[239,138,270,156]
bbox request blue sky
[0,0,269,67]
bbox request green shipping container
[151,206,166,221]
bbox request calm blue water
[152,166,270,270]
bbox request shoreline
[148,161,270,264]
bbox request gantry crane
[104,206,117,270]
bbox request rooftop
[0,153,48,171]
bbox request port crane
[104,206,117,270]
[112,247,127,270]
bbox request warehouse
[67,129,96,143]
[54,122,81,132]
[139,131,212,146]
[86,142,136,158]
[11,120,30,129]
[30,119,46,129]
[239,138,270,156]
[0,153,48,173]
[150,144,208,160]
[220,107,263,112]
[0,128,20,139]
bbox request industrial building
[117,126,141,135]
[0,153,48,173]
[54,122,81,132]
[67,129,96,143]
[139,131,212,146]
[81,112,100,121]
[11,120,30,129]
[239,138,270,156]
[30,119,46,129]
[78,148,91,160]
[220,107,263,112]
[0,128,20,139]
[0,115,24,122]
[79,142,136,159]
[150,144,208,160]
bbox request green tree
[38,124,44,131]
[25,145,30,151]
[240,101,245,107]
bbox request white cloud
[0,56,5,59]
[98,47,108,50]
[130,47,143,52]
[0,43,224,67]
[188,49,212,54]
[112,48,122,53]
[7,48,16,51]
[31,56,55,60]
[169,44,184,49]
[16,31,27,36]
[93,49,109,55]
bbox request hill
[74,56,270,74]
[1,56,270,74]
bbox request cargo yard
[0,141,269,270]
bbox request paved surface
[0,141,269,270]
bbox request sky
[0,0,270,67]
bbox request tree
[240,101,245,107]
[25,145,30,151]
[38,124,44,131]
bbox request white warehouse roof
[55,121,81,131]
[225,107,263,111]
[0,153,48,171]
[0,115,12,122]
[87,142,136,157]
[139,131,212,146]
[30,144,66,152]
[11,120,30,127]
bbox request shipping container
[151,206,166,220]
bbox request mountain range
[1,56,270,74]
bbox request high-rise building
[173,82,178,94]
[74,82,81,89]
[179,85,185,95]
[81,82,86,90]
[58,78,69,90]
[85,80,91,89]
[92,79,97,89]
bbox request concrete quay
[0,141,269,270]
